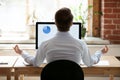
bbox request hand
[101,45,109,54]
[13,45,22,55]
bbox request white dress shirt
[21,32,102,67]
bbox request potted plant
[72,3,93,39]
[72,3,103,39]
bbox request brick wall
[101,0,120,44]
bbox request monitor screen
[36,22,81,49]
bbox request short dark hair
[55,7,73,32]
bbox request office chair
[41,60,84,80]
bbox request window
[0,0,100,41]
[0,0,28,40]
[34,0,86,21]
[30,0,90,37]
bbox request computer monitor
[36,22,81,49]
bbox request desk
[14,56,43,80]
[0,56,18,80]
[83,56,120,77]
[14,56,120,80]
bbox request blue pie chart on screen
[43,26,51,34]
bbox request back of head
[41,60,84,80]
[55,7,73,32]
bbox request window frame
[92,0,101,37]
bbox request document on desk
[80,60,109,66]
[94,60,109,66]
[0,56,18,66]
[23,58,47,66]
[0,58,9,64]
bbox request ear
[55,22,57,26]
[70,22,73,26]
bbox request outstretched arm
[13,45,34,65]
[82,41,109,67]
[92,45,109,64]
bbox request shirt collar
[56,31,72,37]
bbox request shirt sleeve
[81,41,102,67]
[21,50,35,65]
[91,50,102,64]
[21,43,46,67]
[32,43,46,66]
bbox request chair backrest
[41,60,84,80]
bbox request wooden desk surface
[14,56,34,67]
[82,56,120,67]
[0,56,18,68]
[14,56,120,76]
[0,56,18,80]
[99,56,120,67]
[13,56,120,80]
[14,56,120,68]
